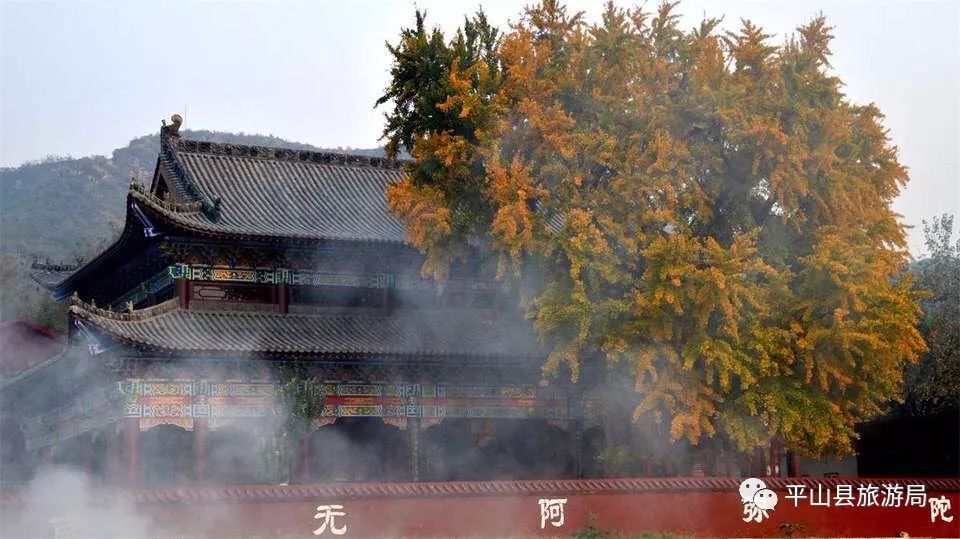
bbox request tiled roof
[69,299,542,359]
[143,136,408,243]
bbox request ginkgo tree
[378,1,925,459]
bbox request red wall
[4,478,957,537]
[95,478,960,537]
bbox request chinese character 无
[314,504,347,536]
[538,498,568,529]
[928,496,954,523]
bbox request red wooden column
[122,417,140,488]
[278,283,289,314]
[786,451,802,477]
[176,278,190,309]
[768,440,783,476]
[193,418,208,484]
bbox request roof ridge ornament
[158,113,222,220]
[161,113,183,139]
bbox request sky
[1,0,957,256]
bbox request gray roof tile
[70,300,542,359]
[147,137,408,243]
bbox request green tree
[377,8,502,282]
[905,215,960,414]
[378,1,925,458]
[275,363,326,483]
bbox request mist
[2,466,152,538]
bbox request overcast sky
[1,0,957,256]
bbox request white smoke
[2,466,153,539]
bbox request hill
[0,130,384,259]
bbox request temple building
[3,117,604,487]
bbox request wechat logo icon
[739,478,778,523]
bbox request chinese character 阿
[739,478,779,523]
[314,504,347,536]
[928,496,954,523]
[538,498,568,529]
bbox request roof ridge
[69,296,179,321]
[30,260,81,272]
[161,133,222,218]
[173,137,406,170]
[130,181,203,213]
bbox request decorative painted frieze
[22,379,594,449]
[167,264,495,291]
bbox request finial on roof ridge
[161,113,183,138]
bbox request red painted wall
[8,478,951,538]
[140,490,960,538]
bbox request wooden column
[278,283,289,314]
[383,288,393,316]
[176,279,190,310]
[122,417,140,488]
[193,418,208,484]
[105,423,119,485]
[572,420,584,479]
[295,433,311,484]
[408,417,421,481]
[82,433,95,477]
[769,440,782,477]
[786,451,801,477]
